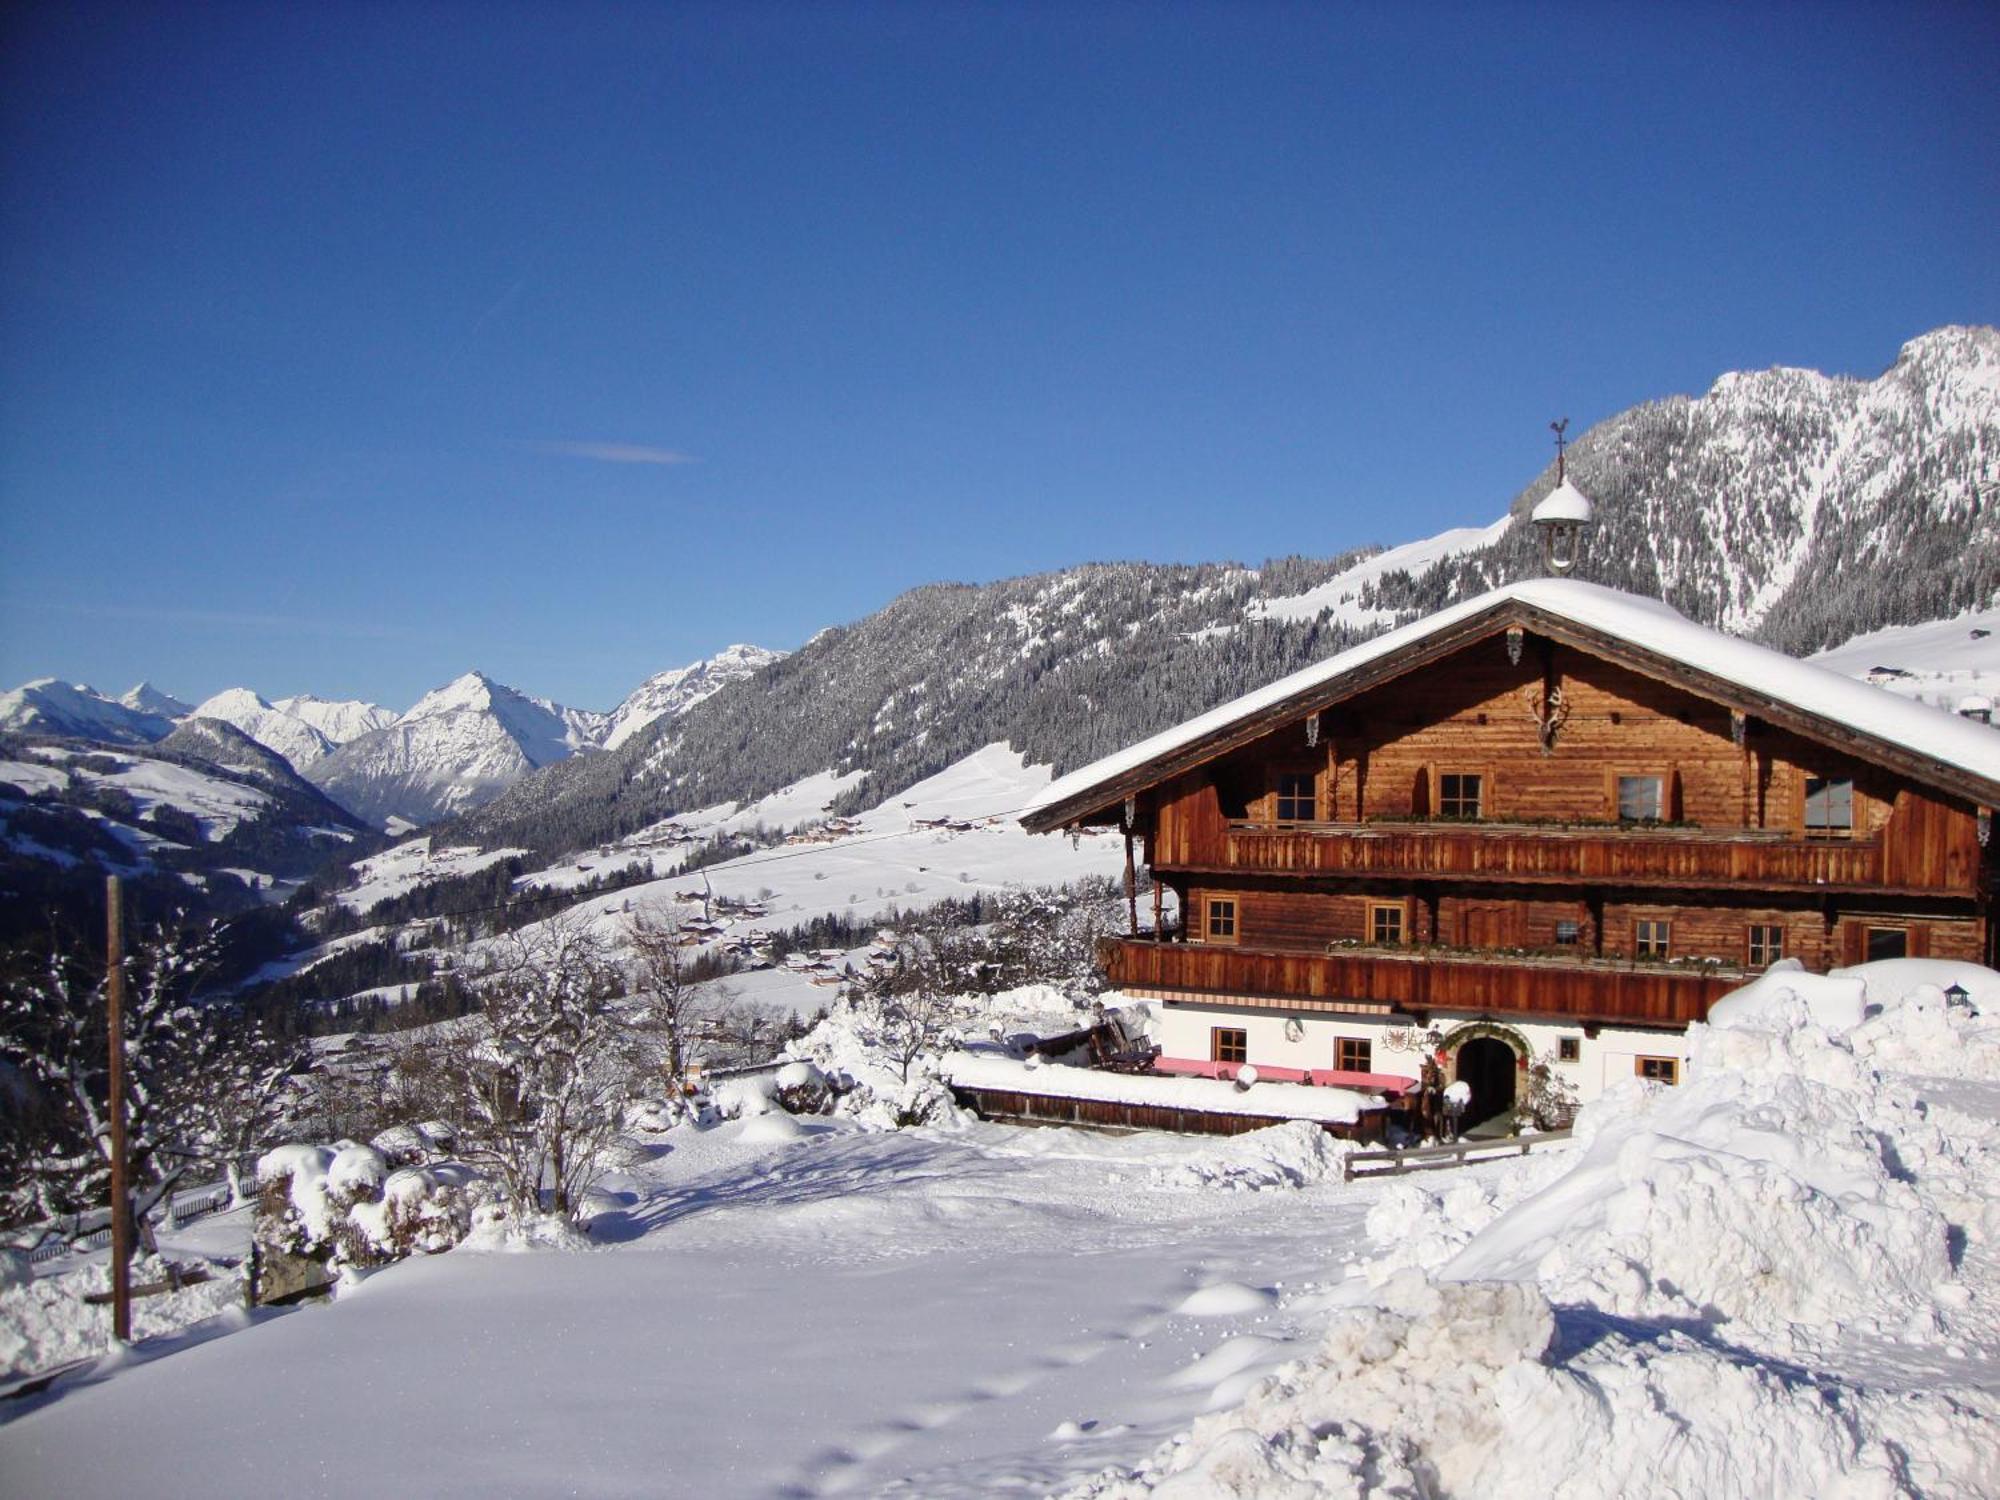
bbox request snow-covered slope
[190,688,337,770]
[1250,517,1510,630]
[0,678,176,745]
[270,693,397,746]
[306,671,610,830]
[603,643,784,750]
[158,717,347,805]
[0,731,366,921]
[1809,605,2000,716]
[6,966,1994,1499]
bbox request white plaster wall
[1144,996,1690,1104]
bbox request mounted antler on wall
[1521,681,1570,755]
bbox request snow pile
[1423,968,1997,1345]
[1070,1271,1996,1500]
[1066,962,2000,1499]
[458,1200,592,1253]
[0,1254,242,1381]
[1150,1122,1358,1193]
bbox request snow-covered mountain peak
[193,686,278,718]
[307,669,611,828]
[403,669,507,720]
[603,644,785,751]
[0,677,177,745]
[119,682,193,719]
[271,693,397,745]
[189,687,336,770]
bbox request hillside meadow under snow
[4,962,1998,1498]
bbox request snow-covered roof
[1529,477,1595,524]
[1023,578,2000,829]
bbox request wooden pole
[1123,831,1138,937]
[105,876,132,1345]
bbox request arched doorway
[1455,1037,1518,1130]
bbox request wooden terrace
[1179,819,1916,895]
[1099,934,1741,1029]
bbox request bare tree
[850,931,969,1084]
[0,920,305,1229]
[625,912,714,1090]
[390,918,657,1222]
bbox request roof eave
[1022,595,2000,832]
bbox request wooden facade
[1028,598,2000,1039]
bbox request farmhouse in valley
[1022,503,2000,1130]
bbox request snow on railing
[18,1173,248,1264]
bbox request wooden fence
[1341,1128,1575,1181]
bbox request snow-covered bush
[783,1004,967,1128]
[773,1060,832,1115]
[255,1142,486,1278]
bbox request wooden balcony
[1183,820,1892,894]
[1099,935,1741,1029]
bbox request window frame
[1865,926,1909,962]
[1553,918,1581,947]
[1803,775,1855,839]
[1204,896,1238,945]
[1557,1036,1581,1063]
[1634,917,1671,959]
[1211,1027,1248,1065]
[1272,769,1318,824]
[1335,1036,1373,1074]
[1635,1055,1679,1085]
[1615,773,1665,823]
[1747,922,1785,968]
[1437,771,1485,820]
[1369,901,1406,946]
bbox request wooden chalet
[1023,571,2000,1128]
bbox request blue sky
[3,2,1995,712]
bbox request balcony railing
[1099,935,1739,1028]
[1184,820,1885,892]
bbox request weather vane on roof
[1531,418,1593,575]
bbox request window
[1438,773,1484,819]
[1616,774,1663,821]
[1804,776,1854,838]
[1554,919,1581,946]
[1557,1036,1581,1063]
[1274,772,1317,822]
[1866,927,1908,961]
[1205,898,1237,943]
[1748,923,1784,967]
[1635,918,1671,958]
[1635,1056,1679,1085]
[1370,903,1405,945]
[1212,1027,1248,1065]
[1336,1037,1373,1073]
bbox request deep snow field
[5,962,2000,1499]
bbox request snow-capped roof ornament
[1530,417,1595,575]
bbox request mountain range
[0,643,786,834]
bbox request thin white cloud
[518,440,697,466]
